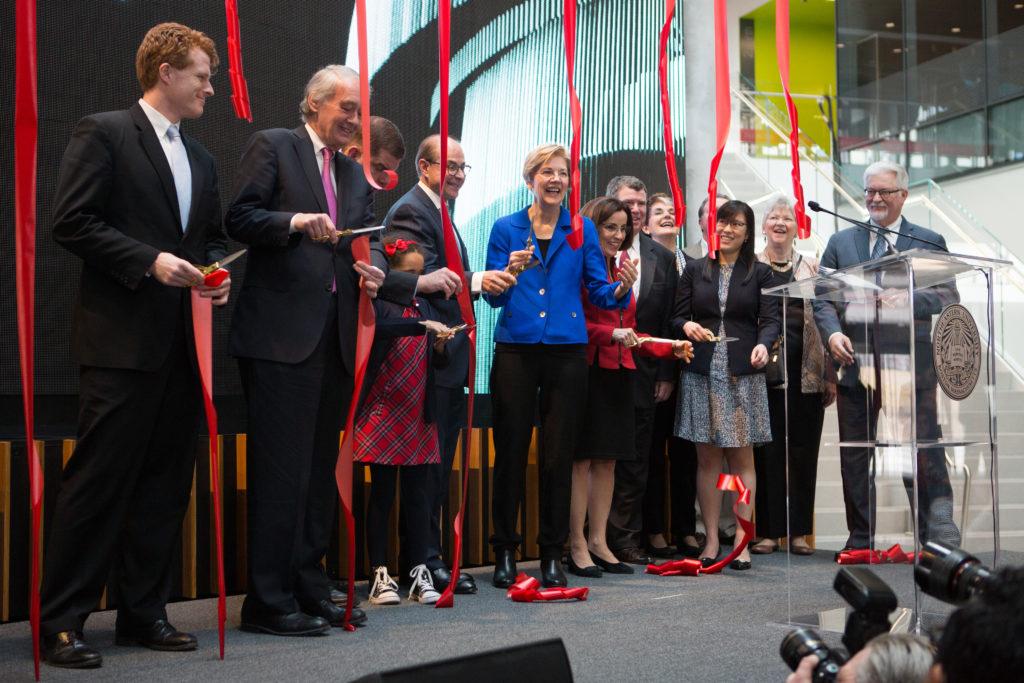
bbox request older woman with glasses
[672,199,780,571]
[484,144,637,589]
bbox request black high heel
[593,555,634,575]
[729,558,752,571]
[566,555,603,578]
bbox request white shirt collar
[870,215,903,232]
[418,179,443,209]
[304,123,332,156]
[138,98,176,140]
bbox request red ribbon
[506,573,589,603]
[434,0,479,610]
[836,544,915,565]
[15,0,41,677]
[224,0,253,122]
[353,0,398,192]
[189,290,226,658]
[383,238,415,257]
[646,474,753,576]
[705,0,730,258]
[658,0,685,226]
[775,0,810,238]
[561,0,583,250]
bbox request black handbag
[764,254,801,388]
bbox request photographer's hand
[785,655,818,683]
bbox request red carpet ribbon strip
[507,573,589,602]
[561,0,583,250]
[658,0,686,225]
[435,0,478,609]
[190,287,226,659]
[15,0,41,677]
[775,0,810,238]
[705,0,730,258]
[354,0,398,191]
[836,544,915,565]
[224,0,252,121]
[646,474,753,576]
[334,236,377,630]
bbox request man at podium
[813,161,960,552]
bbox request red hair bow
[384,238,416,256]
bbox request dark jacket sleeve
[225,131,296,247]
[756,263,782,348]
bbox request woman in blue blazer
[484,144,636,589]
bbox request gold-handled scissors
[311,224,387,243]
[507,235,539,276]
[197,248,247,276]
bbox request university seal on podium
[933,304,981,401]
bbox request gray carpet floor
[0,551,993,682]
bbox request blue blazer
[484,206,628,344]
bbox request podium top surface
[762,249,1011,301]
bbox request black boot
[492,548,517,588]
[540,558,568,588]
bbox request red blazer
[583,274,675,370]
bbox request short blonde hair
[522,143,570,183]
[136,23,218,92]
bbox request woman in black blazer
[671,200,780,570]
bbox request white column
[683,0,716,246]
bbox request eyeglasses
[427,160,471,175]
[863,187,903,198]
[716,219,747,230]
[599,224,629,235]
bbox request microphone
[807,201,946,253]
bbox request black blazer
[357,297,449,423]
[632,234,679,401]
[670,256,780,376]
[52,103,226,371]
[378,184,472,389]
[226,126,388,372]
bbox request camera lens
[780,628,845,682]
[916,541,993,604]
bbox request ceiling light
[837,42,845,48]
[885,21,895,28]
[951,27,961,33]
[893,47,903,53]
[1016,3,1023,9]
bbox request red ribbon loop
[775,0,811,238]
[506,573,589,602]
[836,544,915,565]
[646,558,702,576]
[203,267,230,288]
[224,0,253,121]
[562,0,583,250]
[354,0,398,191]
[658,0,685,225]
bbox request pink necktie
[321,147,337,225]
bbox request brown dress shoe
[614,547,652,565]
[115,619,197,651]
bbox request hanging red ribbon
[506,573,589,603]
[658,0,686,226]
[561,0,583,250]
[190,289,226,658]
[705,0,730,258]
[435,0,479,610]
[836,544,915,565]
[354,0,398,192]
[15,0,41,678]
[775,0,811,238]
[646,474,754,576]
[224,0,252,121]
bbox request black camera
[914,540,994,604]
[780,628,847,682]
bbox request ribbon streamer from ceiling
[658,0,686,227]
[224,0,253,121]
[705,0,730,258]
[775,0,811,238]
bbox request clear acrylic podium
[763,248,1009,633]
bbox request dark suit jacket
[632,234,679,404]
[670,257,780,376]
[225,126,387,372]
[52,102,226,371]
[378,184,471,389]
[812,217,957,388]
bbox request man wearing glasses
[813,160,959,553]
[378,135,517,594]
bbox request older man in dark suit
[42,23,228,668]
[814,160,959,551]
[226,65,387,636]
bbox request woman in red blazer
[567,197,693,578]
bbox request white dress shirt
[288,124,337,232]
[138,98,191,231]
[624,243,642,302]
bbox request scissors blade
[216,248,247,269]
[345,225,387,235]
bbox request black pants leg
[664,382,698,541]
[425,386,465,570]
[608,403,653,551]
[367,465,398,569]
[836,382,880,549]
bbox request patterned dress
[675,263,772,447]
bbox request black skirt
[577,365,636,461]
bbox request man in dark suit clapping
[226,65,386,636]
[42,23,229,668]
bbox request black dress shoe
[566,555,603,578]
[614,547,652,565]
[729,558,752,571]
[43,631,102,669]
[115,619,197,651]
[240,611,331,636]
[492,549,517,588]
[645,543,677,559]
[592,555,635,575]
[329,586,361,608]
[678,538,703,558]
[700,553,721,569]
[454,571,477,594]
[301,599,367,627]
[540,558,568,587]
[430,565,452,590]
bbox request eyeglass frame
[425,160,471,175]
[863,187,904,199]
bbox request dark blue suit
[813,217,959,548]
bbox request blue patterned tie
[870,231,889,260]
[166,125,192,232]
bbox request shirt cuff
[288,214,299,233]
[470,271,484,295]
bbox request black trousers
[836,380,954,549]
[239,309,353,615]
[40,319,200,636]
[645,382,698,542]
[489,345,587,559]
[754,387,825,538]
[608,387,654,551]
[366,464,432,569]
[424,385,465,570]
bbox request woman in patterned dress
[672,200,780,570]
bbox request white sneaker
[408,564,441,604]
[369,566,401,605]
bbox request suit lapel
[854,227,871,264]
[131,104,182,234]
[638,234,656,304]
[334,153,355,226]
[292,127,329,215]
[894,217,915,252]
[182,136,204,237]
